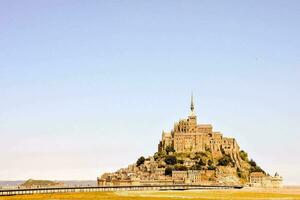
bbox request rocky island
[98,96,282,188]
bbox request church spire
[190,93,195,116]
[190,93,194,112]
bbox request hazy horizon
[1,1,300,185]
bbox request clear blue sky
[0,1,300,185]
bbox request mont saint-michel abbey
[159,96,241,168]
[98,97,282,188]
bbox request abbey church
[158,96,241,168]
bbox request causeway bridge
[0,184,243,196]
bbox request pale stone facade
[172,170,201,184]
[158,96,241,168]
[250,172,283,188]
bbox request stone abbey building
[158,96,241,168]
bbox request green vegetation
[190,158,206,170]
[153,151,166,161]
[195,152,208,158]
[174,164,187,171]
[174,152,190,160]
[207,165,216,170]
[250,165,265,173]
[165,167,173,176]
[236,168,245,179]
[197,158,206,166]
[237,168,247,180]
[249,159,257,167]
[177,159,184,164]
[136,156,145,166]
[165,155,177,165]
[237,167,242,177]
[239,150,248,161]
[166,145,175,154]
[190,164,202,170]
[205,145,212,153]
[218,155,232,166]
[151,145,264,183]
[248,159,265,174]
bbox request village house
[250,172,283,188]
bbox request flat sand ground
[1,187,300,200]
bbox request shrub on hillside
[247,159,265,174]
[207,165,216,170]
[249,159,257,167]
[154,151,166,160]
[250,166,265,174]
[197,158,206,166]
[165,167,173,176]
[239,150,249,161]
[177,159,184,164]
[218,155,232,166]
[136,156,145,166]
[166,145,175,154]
[174,164,187,171]
[165,155,177,165]
[190,164,203,170]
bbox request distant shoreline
[0,180,97,187]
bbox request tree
[218,155,232,166]
[174,164,187,171]
[166,145,175,154]
[207,165,216,170]
[190,164,202,170]
[250,166,265,174]
[248,159,265,174]
[177,159,184,164]
[165,167,173,176]
[136,156,145,167]
[249,159,257,167]
[197,158,206,166]
[154,151,166,161]
[165,155,177,165]
[239,150,248,161]
[153,152,159,161]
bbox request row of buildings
[98,166,283,188]
[98,170,203,186]
[250,172,283,188]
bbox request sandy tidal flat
[1,187,300,200]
